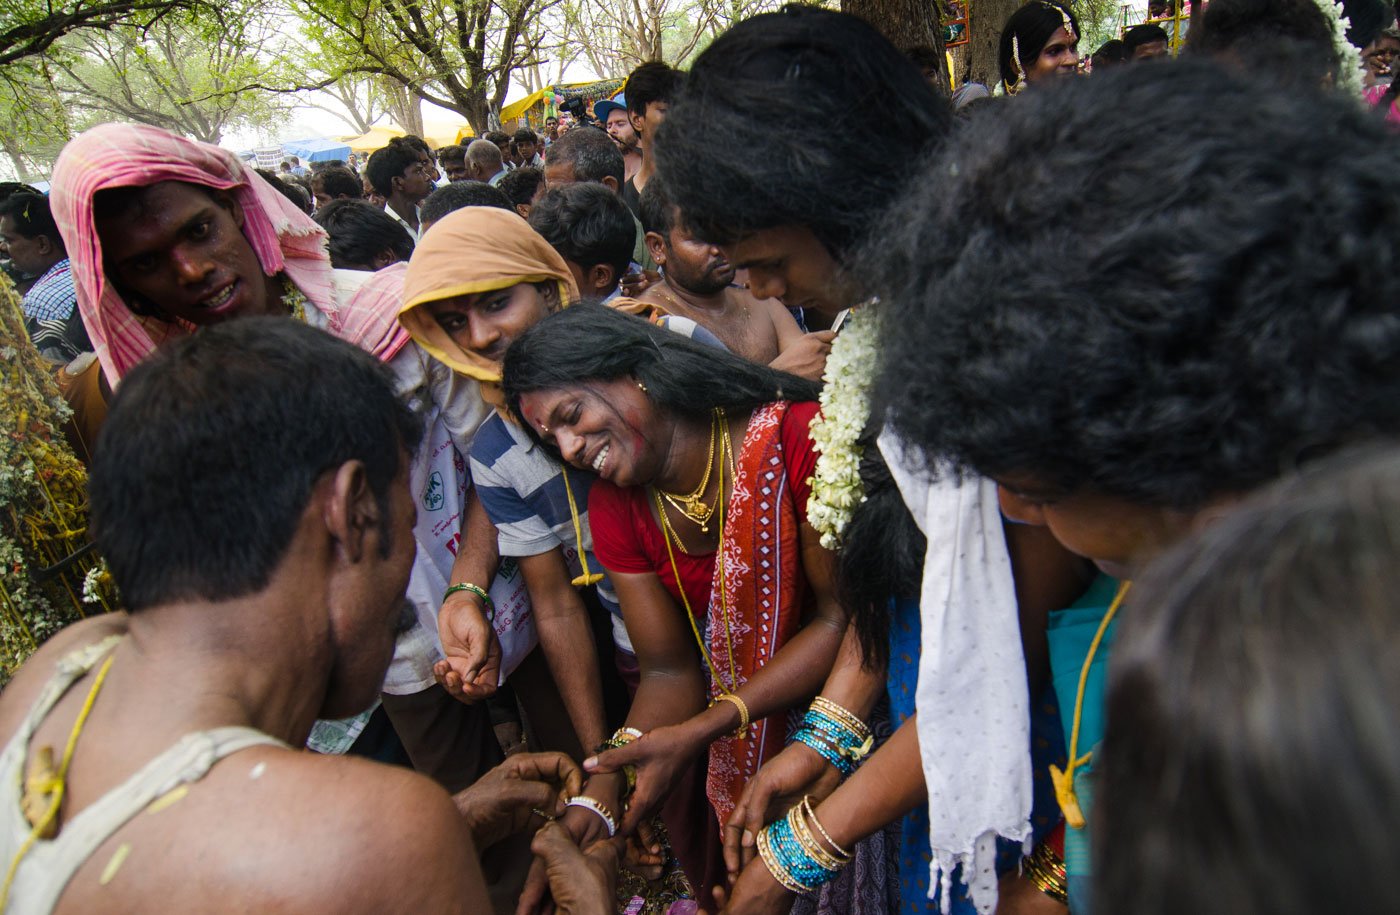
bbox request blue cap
[593,94,627,122]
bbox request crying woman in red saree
[502,305,895,913]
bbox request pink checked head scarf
[50,122,339,382]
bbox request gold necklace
[659,409,721,531]
[654,418,739,691]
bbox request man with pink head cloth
[48,123,517,806]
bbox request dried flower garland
[806,306,878,549]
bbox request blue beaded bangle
[766,809,840,889]
[792,726,856,776]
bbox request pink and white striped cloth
[49,123,407,379]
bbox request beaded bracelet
[792,726,858,776]
[756,801,851,893]
[565,795,618,837]
[442,582,495,622]
[790,700,873,776]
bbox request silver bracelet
[564,795,617,837]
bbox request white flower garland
[1317,0,1365,95]
[807,306,879,550]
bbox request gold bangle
[801,796,852,860]
[811,696,870,739]
[787,805,848,871]
[714,692,750,736]
[1021,841,1068,905]
[613,727,644,743]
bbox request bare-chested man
[637,177,832,381]
[0,319,605,915]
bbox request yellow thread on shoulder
[99,843,131,885]
[1050,582,1130,830]
[146,784,189,815]
[2,651,117,909]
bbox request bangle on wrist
[443,582,494,621]
[712,692,750,737]
[565,795,618,837]
[1021,839,1068,904]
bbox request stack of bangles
[1021,839,1068,904]
[593,727,643,795]
[790,696,873,777]
[757,796,852,893]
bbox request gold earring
[637,381,648,393]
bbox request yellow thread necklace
[1050,581,1130,830]
[2,652,117,909]
[560,467,605,586]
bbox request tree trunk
[965,0,1019,89]
[384,82,425,136]
[841,0,950,97]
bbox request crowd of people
[2,0,1400,913]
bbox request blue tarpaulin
[281,137,352,163]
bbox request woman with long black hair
[503,304,900,912]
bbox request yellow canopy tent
[343,121,472,152]
[343,125,404,152]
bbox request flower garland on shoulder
[1317,0,1364,94]
[806,305,879,550]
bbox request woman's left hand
[584,722,704,834]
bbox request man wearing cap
[594,96,642,185]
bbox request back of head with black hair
[498,167,544,209]
[90,318,422,612]
[1191,0,1340,85]
[998,0,1080,87]
[420,181,513,228]
[1098,445,1400,915]
[0,182,40,205]
[527,183,634,279]
[871,61,1400,510]
[0,192,62,248]
[1123,22,1169,52]
[314,165,364,201]
[256,169,311,213]
[366,143,420,197]
[1093,38,1127,65]
[393,134,432,157]
[502,303,819,432]
[637,175,675,237]
[312,199,415,270]
[625,61,683,118]
[1341,0,1391,49]
[542,127,625,187]
[653,5,950,258]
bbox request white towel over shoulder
[878,429,1031,915]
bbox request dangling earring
[1008,34,1027,95]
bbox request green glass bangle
[443,582,494,620]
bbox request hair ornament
[1009,35,1027,94]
